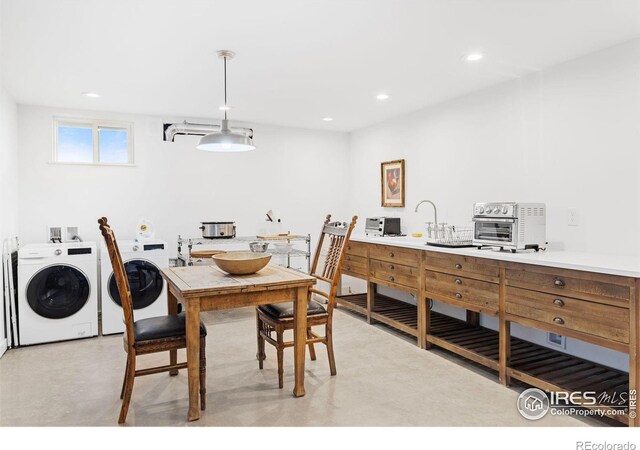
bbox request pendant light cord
[224,56,228,120]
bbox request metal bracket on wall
[163,120,254,142]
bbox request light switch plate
[568,207,579,226]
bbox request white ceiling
[2,0,639,131]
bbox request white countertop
[350,234,640,278]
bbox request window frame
[52,117,135,166]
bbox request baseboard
[0,338,7,358]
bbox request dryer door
[26,265,90,319]
[108,259,164,310]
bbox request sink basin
[211,251,272,275]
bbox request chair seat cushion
[133,312,207,342]
[258,300,327,319]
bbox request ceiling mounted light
[218,105,232,111]
[322,117,334,122]
[376,93,390,100]
[465,53,484,62]
[81,92,101,98]
[197,50,255,152]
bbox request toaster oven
[472,202,546,252]
[365,217,401,237]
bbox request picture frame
[381,159,405,207]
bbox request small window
[54,118,133,165]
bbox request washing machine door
[108,259,164,310]
[26,264,90,319]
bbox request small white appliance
[100,239,168,335]
[17,242,98,346]
[365,217,402,236]
[472,202,546,252]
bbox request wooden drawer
[505,264,631,308]
[369,259,419,288]
[341,254,368,279]
[369,244,420,266]
[424,251,499,282]
[425,270,499,315]
[345,241,368,258]
[506,286,629,344]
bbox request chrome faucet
[415,200,438,238]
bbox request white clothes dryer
[100,240,168,335]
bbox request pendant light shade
[196,120,256,152]
[197,50,255,152]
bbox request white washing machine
[18,242,99,346]
[100,239,168,335]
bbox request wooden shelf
[428,312,500,370]
[427,311,629,425]
[337,293,418,337]
[336,293,367,317]
[508,349,629,425]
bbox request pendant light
[197,50,256,152]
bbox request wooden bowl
[211,251,272,275]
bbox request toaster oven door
[473,217,516,246]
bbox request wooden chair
[256,214,357,388]
[98,217,207,424]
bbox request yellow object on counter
[411,233,423,238]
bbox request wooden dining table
[161,264,317,421]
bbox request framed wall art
[381,159,405,207]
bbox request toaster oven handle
[472,217,516,223]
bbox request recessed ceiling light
[81,92,101,98]
[376,93,390,100]
[465,53,484,62]
[322,117,333,122]
[218,105,232,111]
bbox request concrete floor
[0,307,603,426]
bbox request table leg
[186,298,201,421]
[293,286,308,397]
[168,289,179,376]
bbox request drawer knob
[346,266,351,271]
[347,245,351,250]
[455,293,462,299]
[389,276,395,282]
[553,317,565,325]
[455,278,462,285]
[554,278,565,288]
[455,263,462,269]
[389,264,394,270]
[553,298,565,307]
[389,252,395,257]
[345,256,351,261]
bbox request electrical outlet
[547,332,566,349]
[568,207,579,227]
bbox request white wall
[0,87,19,356]
[16,106,350,264]
[346,39,640,371]
[0,0,19,356]
[348,38,640,256]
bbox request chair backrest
[309,214,358,315]
[98,217,135,348]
